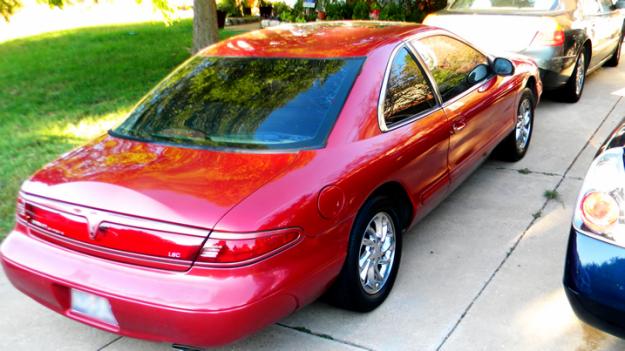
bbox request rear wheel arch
[326,182,407,311]
[583,40,592,67]
[525,76,538,101]
[366,182,414,232]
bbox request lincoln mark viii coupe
[1,22,541,348]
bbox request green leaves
[0,0,21,21]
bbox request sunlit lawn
[0,19,245,237]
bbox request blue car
[565,119,625,337]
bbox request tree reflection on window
[114,56,364,150]
[383,47,436,127]
[414,36,488,102]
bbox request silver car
[424,0,625,102]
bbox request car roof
[200,21,432,58]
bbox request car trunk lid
[424,12,561,53]
[18,135,311,270]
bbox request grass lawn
[0,20,245,238]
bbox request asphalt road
[3,61,625,351]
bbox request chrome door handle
[452,121,466,133]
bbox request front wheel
[326,195,402,312]
[494,87,535,162]
[561,50,587,103]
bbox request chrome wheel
[358,212,396,295]
[515,97,532,152]
[575,53,585,96]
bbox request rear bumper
[522,48,577,89]
[564,228,625,338]
[539,68,571,90]
[1,225,348,347]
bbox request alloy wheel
[358,212,397,295]
[515,97,532,152]
[575,53,585,96]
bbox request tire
[561,49,587,103]
[495,88,535,162]
[605,27,624,67]
[325,194,402,312]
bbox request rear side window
[382,47,437,128]
[113,56,364,150]
[413,36,489,102]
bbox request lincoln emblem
[87,213,103,240]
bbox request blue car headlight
[574,148,625,245]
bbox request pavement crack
[489,166,583,180]
[276,323,374,351]
[96,336,122,351]
[488,166,563,177]
[434,96,623,351]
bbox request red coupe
[1,22,541,348]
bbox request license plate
[70,288,118,326]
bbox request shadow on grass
[0,19,245,236]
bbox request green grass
[543,189,560,201]
[0,20,244,237]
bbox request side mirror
[493,57,515,76]
[467,64,490,85]
[614,0,625,9]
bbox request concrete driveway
[4,64,625,351]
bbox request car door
[411,35,513,185]
[379,45,450,213]
[597,0,623,60]
[581,0,621,66]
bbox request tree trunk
[192,0,219,54]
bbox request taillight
[16,195,27,221]
[19,200,88,236]
[197,229,300,265]
[530,22,565,47]
[574,148,625,245]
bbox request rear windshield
[450,0,560,11]
[113,56,364,150]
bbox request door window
[382,47,437,128]
[412,36,489,102]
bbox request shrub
[280,11,295,21]
[217,0,242,17]
[274,0,317,22]
[293,0,305,16]
[272,1,292,18]
[404,0,448,22]
[325,0,351,19]
[343,1,354,19]
[380,2,405,21]
[351,0,369,19]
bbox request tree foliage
[1,0,20,21]
[351,0,368,19]
[0,0,175,22]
